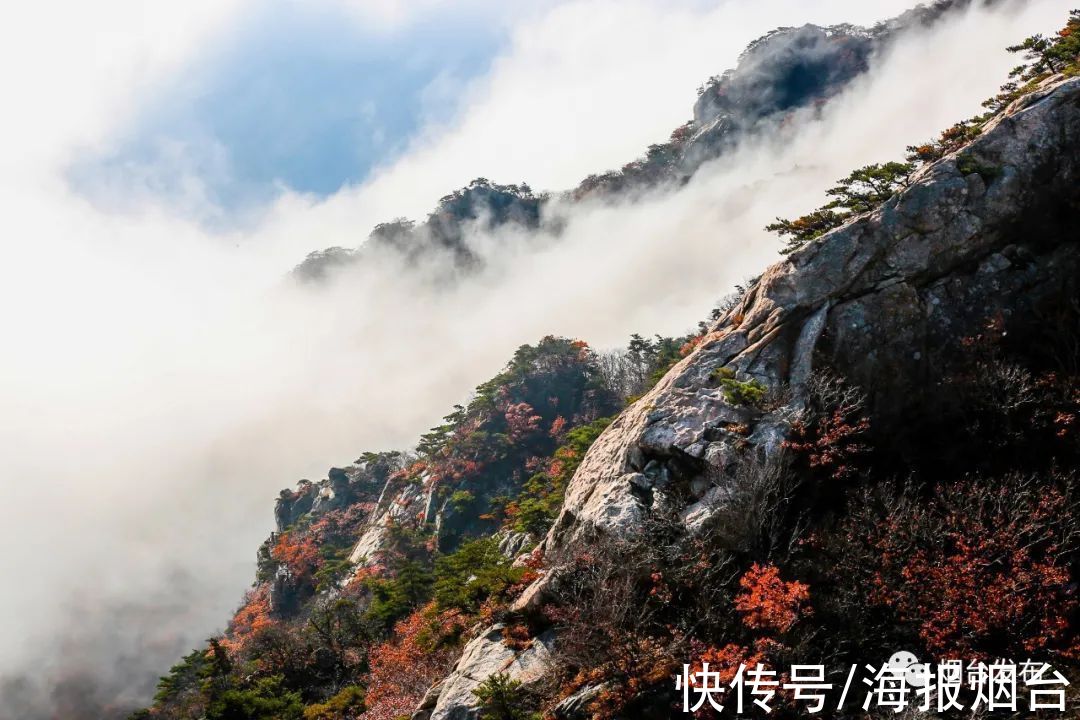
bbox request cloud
[274,0,924,248]
[0,0,1069,716]
[329,0,489,30]
[68,1,513,217]
[0,1,250,170]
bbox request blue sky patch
[70,2,505,222]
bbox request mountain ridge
[135,8,1080,720]
[292,0,977,284]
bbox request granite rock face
[412,76,1080,719]
[415,627,555,720]
[542,74,1080,563]
[297,3,975,277]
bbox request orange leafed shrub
[783,411,869,481]
[501,621,532,651]
[573,635,680,720]
[867,480,1079,660]
[548,442,582,479]
[363,603,462,720]
[341,565,380,596]
[687,639,792,716]
[680,334,706,357]
[222,585,275,654]
[549,415,568,439]
[734,563,811,634]
[430,457,483,485]
[388,460,428,486]
[309,505,369,545]
[694,642,767,685]
[272,530,321,581]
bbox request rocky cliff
[543,74,1080,560]
[420,75,1080,720]
[295,1,977,281]
[137,11,1080,720]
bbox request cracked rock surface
[416,76,1080,719]
[539,76,1080,561]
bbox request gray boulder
[424,626,555,720]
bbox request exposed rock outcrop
[411,73,1080,720]
[296,2,976,278]
[542,75,1080,561]
[423,627,555,720]
[408,74,1080,720]
[552,683,608,720]
[276,462,390,533]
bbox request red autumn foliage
[429,457,483,485]
[670,121,695,144]
[363,603,462,720]
[565,635,680,720]
[501,621,532,651]
[692,641,767,685]
[734,563,811,634]
[546,441,583,480]
[866,478,1079,660]
[504,401,542,442]
[389,460,428,486]
[1055,410,1077,438]
[309,505,369,545]
[341,565,380,596]
[680,334,706,357]
[549,414,568,439]
[783,411,869,481]
[570,339,592,362]
[222,585,275,655]
[272,530,321,582]
[684,639,793,718]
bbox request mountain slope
[541,73,1080,561]
[421,71,1080,720]
[138,10,1080,720]
[294,0,977,282]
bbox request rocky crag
[137,10,1080,720]
[423,73,1080,720]
[294,0,977,282]
[543,74,1080,562]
